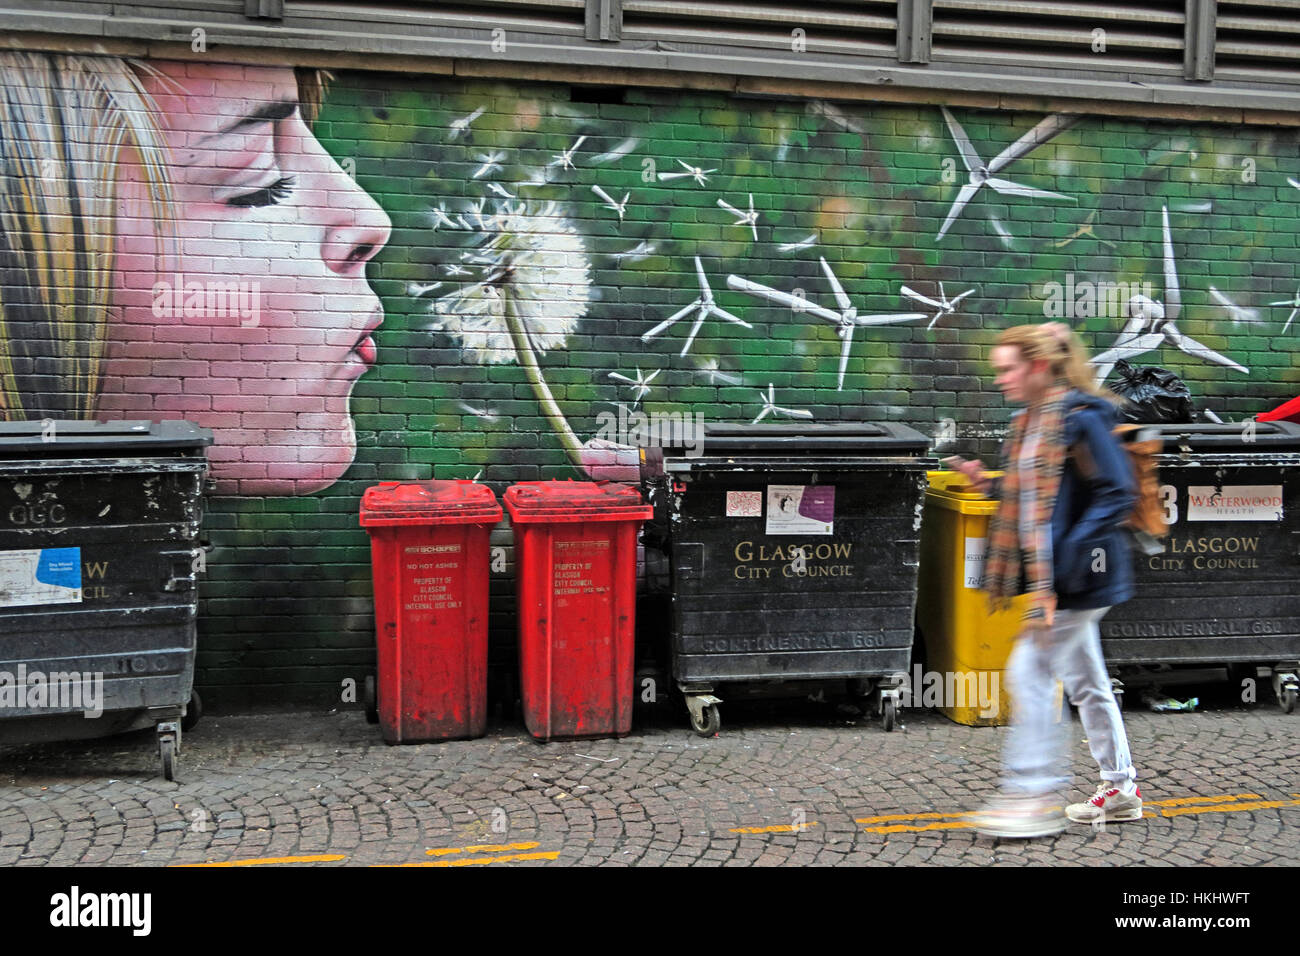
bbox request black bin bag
[1107,360,1196,424]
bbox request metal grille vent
[290,0,586,38]
[620,1,897,58]
[1215,1,1300,81]
[931,0,1188,76]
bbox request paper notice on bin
[963,536,987,589]
[0,547,81,608]
[726,491,762,518]
[1186,485,1283,522]
[765,485,833,535]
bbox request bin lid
[503,480,653,523]
[925,469,1002,515]
[1151,420,1300,452]
[659,422,932,460]
[0,420,212,455]
[360,480,502,527]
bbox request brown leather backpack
[1068,408,1167,549]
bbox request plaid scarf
[983,383,1070,610]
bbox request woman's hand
[944,455,992,496]
[1025,591,1058,647]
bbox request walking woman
[950,322,1143,837]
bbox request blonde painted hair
[0,54,327,420]
[0,52,176,419]
[995,322,1121,403]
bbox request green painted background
[199,71,1300,708]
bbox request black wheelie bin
[641,422,935,734]
[1101,420,1300,712]
[0,421,212,779]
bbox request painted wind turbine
[717,193,759,241]
[551,135,587,170]
[607,368,660,405]
[612,240,656,266]
[449,106,486,139]
[778,234,818,253]
[727,258,926,390]
[642,256,752,356]
[472,152,504,179]
[936,107,1078,242]
[657,159,717,186]
[592,185,630,220]
[1270,287,1300,333]
[753,384,813,424]
[1208,286,1258,325]
[1091,206,1249,382]
[899,282,976,329]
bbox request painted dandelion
[424,198,591,466]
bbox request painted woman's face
[103,61,392,495]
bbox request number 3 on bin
[1159,485,1177,525]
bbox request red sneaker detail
[1090,788,1120,807]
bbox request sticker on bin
[963,536,987,589]
[726,491,762,518]
[0,547,81,607]
[765,485,833,535]
[1186,485,1283,522]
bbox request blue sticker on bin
[35,548,81,590]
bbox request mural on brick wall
[2,53,1298,703]
[0,55,391,497]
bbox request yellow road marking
[857,810,979,825]
[426,842,540,856]
[386,851,560,867]
[859,792,1284,833]
[173,854,347,867]
[1160,798,1300,818]
[1146,793,1260,807]
[730,822,820,834]
[867,820,981,834]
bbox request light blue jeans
[1003,606,1138,796]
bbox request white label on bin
[1186,485,1283,522]
[963,537,987,589]
[765,485,833,535]
[0,547,81,607]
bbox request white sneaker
[973,793,1067,839]
[1066,781,1143,824]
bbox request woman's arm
[1059,406,1138,575]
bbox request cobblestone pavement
[0,691,1295,867]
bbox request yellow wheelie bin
[914,470,1028,726]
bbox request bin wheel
[364,675,379,725]
[160,736,176,782]
[1282,687,1297,714]
[881,697,897,732]
[690,703,720,737]
[182,689,202,732]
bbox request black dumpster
[0,420,212,779]
[1101,420,1300,712]
[642,423,935,734]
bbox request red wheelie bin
[360,480,502,743]
[503,480,652,741]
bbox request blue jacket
[995,390,1138,611]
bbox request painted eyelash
[226,175,297,208]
